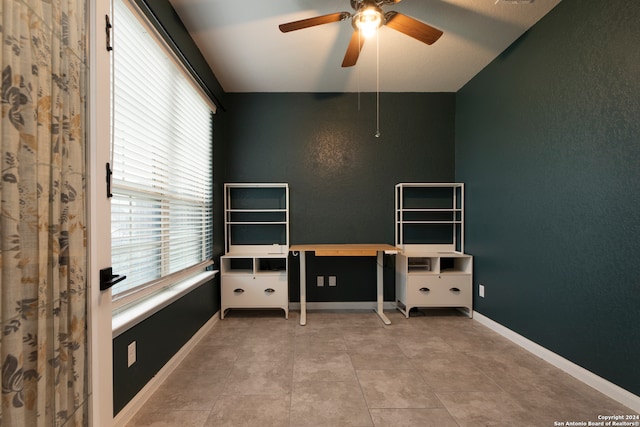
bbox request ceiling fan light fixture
[353,6,383,38]
[279,0,444,67]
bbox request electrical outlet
[479,284,485,298]
[127,341,136,367]
[316,276,324,287]
[329,276,337,287]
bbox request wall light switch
[479,284,485,298]
[329,276,337,287]
[316,276,324,287]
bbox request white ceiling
[169,0,561,93]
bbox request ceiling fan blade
[279,12,350,33]
[342,31,366,67]
[384,11,443,45]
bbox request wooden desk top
[289,243,398,257]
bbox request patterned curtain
[0,0,87,425]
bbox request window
[110,0,214,305]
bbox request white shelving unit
[395,182,464,253]
[395,183,473,318]
[221,183,289,319]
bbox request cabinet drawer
[222,275,288,307]
[407,275,471,306]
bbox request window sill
[112,270,218,338]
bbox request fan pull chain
[357,30,361,111]
[375,28,380,138]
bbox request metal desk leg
[299,250,307,326]
[376,251,391,325]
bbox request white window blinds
[110,0,214,302]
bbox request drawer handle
[419,287,430,293]
[265,288,275,293]
[449,287,461,294]
[233,288,245,293]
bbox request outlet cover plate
[127,341,136,367]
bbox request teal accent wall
[456,0,640,396]
[221,92,455,244]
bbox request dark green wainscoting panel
[456,0,640,396]
[113,279,218,415]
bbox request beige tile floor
[126,309,635,427]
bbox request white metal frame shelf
[395,182,465,253]
[224,183,290,255]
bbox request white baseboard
[288,301,398,311]
[473,311,640,413]
[113,313,220,427]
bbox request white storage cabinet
[395,183,473,318]
[221,183,289,319]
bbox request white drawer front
[407,275,472,307]
[222,275,288,307]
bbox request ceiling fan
[278,0,443,67]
